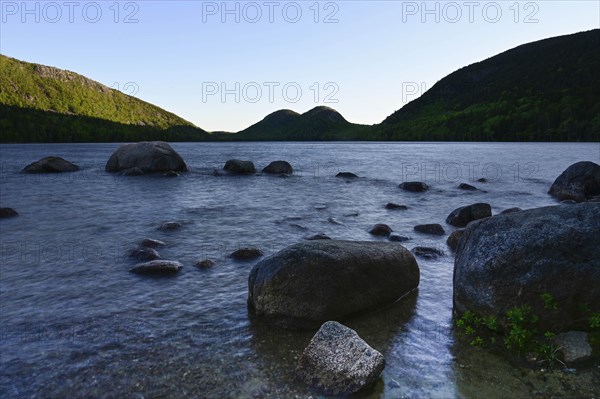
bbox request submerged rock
[158,222,183,231]
[477,178,487,183]
[412,246,445,259]
[21,156,80,173]
[248,240,419,329]
[414,224,445,236]
[140,238,166,248]
[385,203,408,210]
[105,141,187,174]
[458,183,477,190]
[0,208,19,218]
[369,224,393,237]
[224,159,256,174]
[336,172,359,178]
[388,234,410,242]
[230,247,263,260]
[128,247,160,261]
[446,230,464,251]
[306,233,332,241]
[195,259,216,269]
[130,260,182,275]
[399,181,429,192]
[296,321,385,396]
[454,202,600,331]
[548,161,600,202]
[263,160,293,175]
[446,203,492,227]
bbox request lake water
[1,142,599,398]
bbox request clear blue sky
[1,1,598,131]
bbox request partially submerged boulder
[414,224,445,236]
[0,208,19,218]
[263,160,293,175]
[399,182,429,192]
[446,203,492,227]
[130,260,182,275]
[454,203,600,330]
[230,247,263,260]
[140,238,166,248]
[128,247,160,261]
[336,172,358,178]
[21,156,79,173]
[105,141,187,174]
[548,161,600,202]
[224,159,256,174]
[369,224,392,237]
[248,240,419,329]
[412,246,445,259]
[385,203,408,210]
[458,183,477,191]
[296,321,385,396]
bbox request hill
[0,55,208,142]
[230,106,372,141]
[376,29,600,141]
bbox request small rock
[477,178,487,183]
[446,203,492,227]
[399,181,429,192]
[447,230,465,251]
[128,247,160,261]
[195,259,216,268]
[263,161,293,175]
[412,246,445,259]
[230,247,263,260]
[500,207,522,214]
[553,331,592,363]
[414,224,445,236]
[296,321,385,396]
[369,223,393,237]
[306,233,331,241]
[158,222,183,231]
[385,203,408,210]
[130,260,182,275]
[224,159,256,174]
[458,183,477,190]
[140,238,166,248]
[336,172,359,178]
[0,208,19,218]
[21,156,80,174]
[389,234,410,242]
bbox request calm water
[1,142,599,398]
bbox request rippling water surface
[1,142,598,398]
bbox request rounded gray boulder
[548,161,600,202]
[248,240,419,329]
[454,203,600,330]
[105,141,187,174]
[224,159,256,174]
[263,160,293,175]
[446,203,492,227]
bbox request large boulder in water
[446,203,492,227]
[296,321,385,396]
[548,161,600,202]
[21,156,80,173]
[248,240,419,329]
[263,160,293,175]
[105,142,187,174]
[454,203,600,330]
[224,159,256,174]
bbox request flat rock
[21,156,80,173]
[105,141,187,174]
[248,240,419,329]
[296,321,385,396]
[130,260,182,275]
[385,203,408,210]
